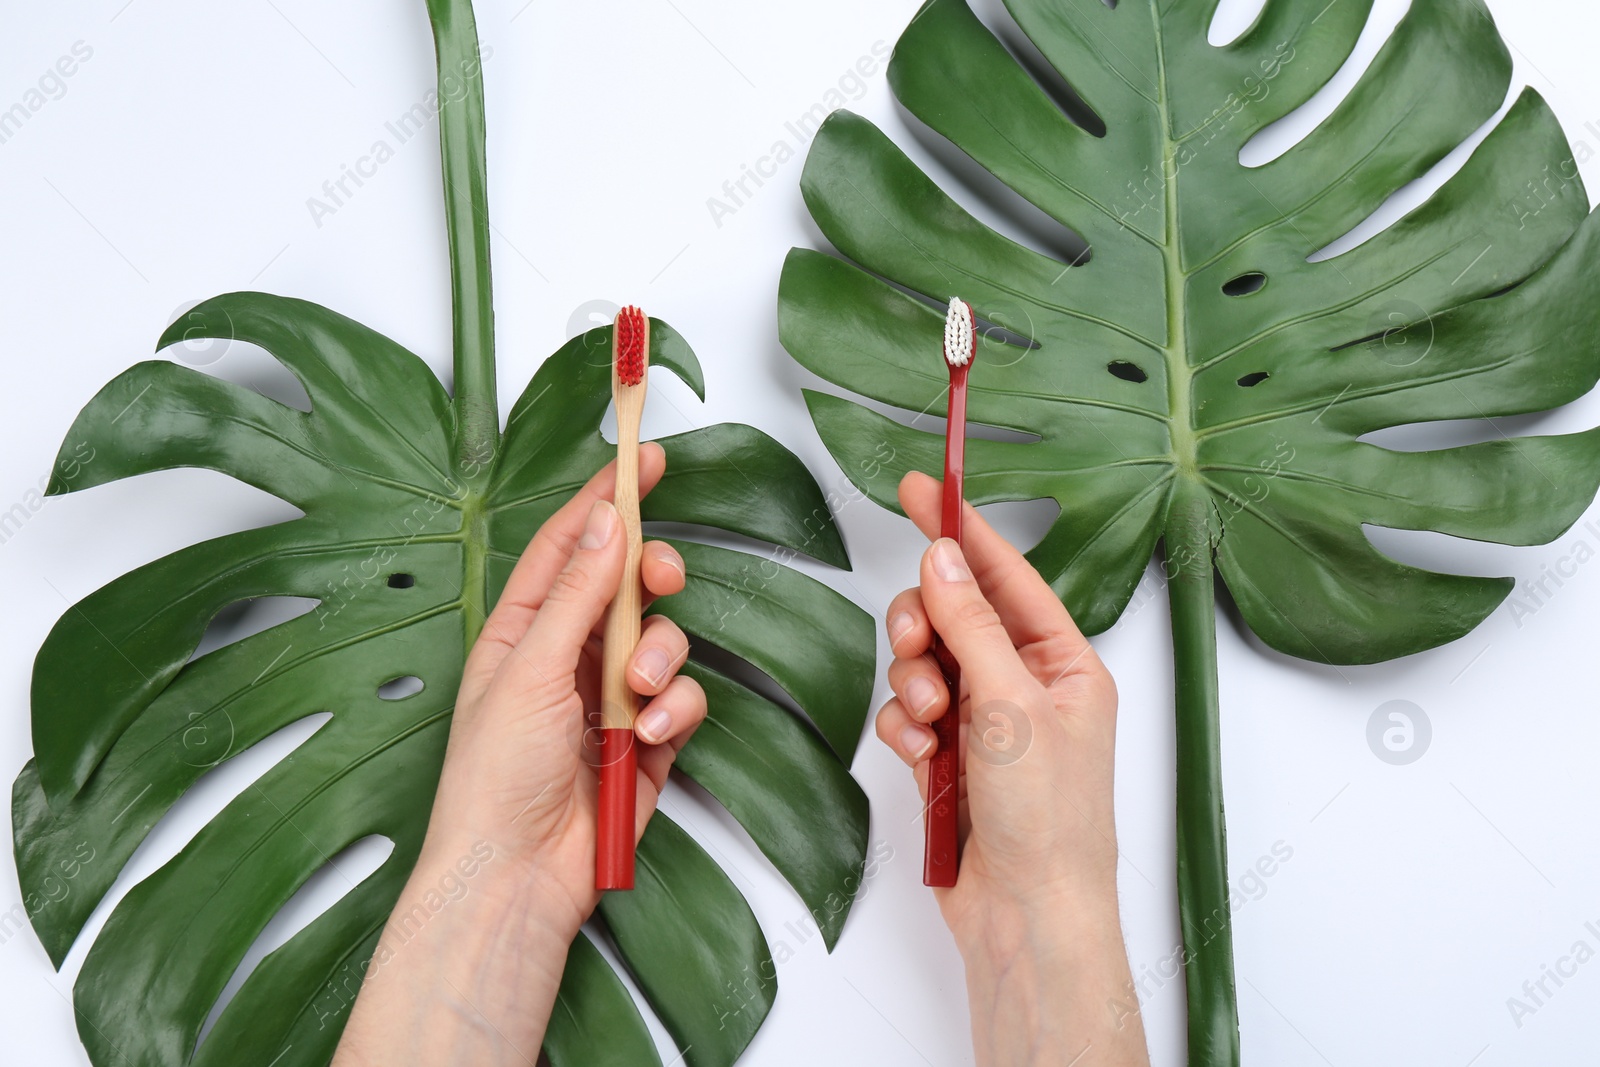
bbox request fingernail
[660,549,685,577]
[888,612,915,646]
[580,501,617,550]
[931,539,971,583]
[906,676,939,718]
[637,707,671,744]
[633,647,671,689]
[900,724,934,760]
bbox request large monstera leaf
[783,0,1600,654]
[12,298,873,1067]
[779,0,1600,1061]
[12,3,874,1067]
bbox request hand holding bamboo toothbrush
[597,305,649,891]
[925,297,976,887]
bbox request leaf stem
[1165,480,1239,1067]
[426,0,497,480]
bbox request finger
[887,655,949,724]
[629,615,689,697]
[875,697,936,767]
[636,674,707,749]
[498,501,626,691]
[899,471,1093,665]
[884,588,933,660]
[635,675,708,796]
[919,538,1039,702]
[476,444,667,657]
[641,540,686,599]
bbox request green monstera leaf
[12,4,873,1067]
[779,0,1600,1062]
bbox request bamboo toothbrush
[926,297,976,888]
[597,305,648,891]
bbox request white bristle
[943,297,974,368]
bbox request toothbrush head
[615,306,647,386]
[943,298,975,369]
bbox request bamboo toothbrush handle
[597,370,646,891]
[602,389,645,724]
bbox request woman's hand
[876,471,1149,1067]
[334,444,706,1067]
[428,441,705,923]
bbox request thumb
[920,538,1034,702]
[503,500,626,691]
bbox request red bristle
[615,306,646,386]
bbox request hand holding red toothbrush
[877,474,1150,1065]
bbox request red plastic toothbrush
[926,297,976,887]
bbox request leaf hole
[166,326,314,413]
[190,596,320,663]
[1239,2,1402,168]
[1107,360,1148,383]
[1208,0,1268,46]
[386,573,416,589]
[1361,412,1557,453]
[986,4,1107,137]
[975,314,1042,350]
[377,676,425,701]
[975,498,1063,555]
[1307,102,1517,263]
[1330,305,1433,354]
[1222,272,1267,297]
[1330,329,1388,352]
[196,833,395,1051]
[685,637,836,752]
[1236,371,1271,388]
[897,125,1093,266]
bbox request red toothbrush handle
[925,639,961,886]
[941,371,968,537]
[596,729,637,889]
[925,364,969,888]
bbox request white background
[2,0,1599,1064]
